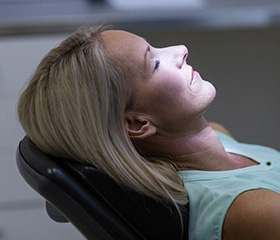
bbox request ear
[125,113,156,140]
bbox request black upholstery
[16,136,189,240]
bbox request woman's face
[101,30,216,133]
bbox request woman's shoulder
[223,189,280,240]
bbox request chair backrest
[16,136,189,240]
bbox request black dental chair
[16,136,189,240]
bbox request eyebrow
[144,45,150,72]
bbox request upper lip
[190,67,194,85]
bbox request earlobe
[125,114,156,140]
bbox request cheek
[145,79,191,116]
[154,73,187,100]
[132,71,193,115]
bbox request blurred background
[0,0,280,239]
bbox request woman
[18,26,280,240]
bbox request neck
[172,126,230,171]
[141,117,250,171]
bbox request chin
[201,81,216,111]
[204,80,216,99]
[209,83,217,100]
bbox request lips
[191,70,200,86]
[190,68,194,85]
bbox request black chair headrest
[17,136,189,240]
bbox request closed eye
[154,60,160,72]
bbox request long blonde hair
[18,25,188,207]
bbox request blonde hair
[18,26,188,208]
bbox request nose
[169,45,188,69]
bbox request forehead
[101,30,148,68]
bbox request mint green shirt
[177,131,280,240]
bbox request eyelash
[154,60,160,71]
